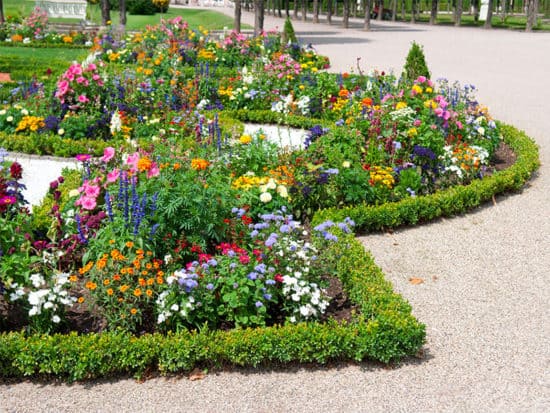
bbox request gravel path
[1,10,549,412]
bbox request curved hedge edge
[0,236,425,382]
[311,123,541,232]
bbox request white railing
[35,0,87,20]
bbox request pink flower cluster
[55,63,105,107]
[264,54,302,79]
[74,147,159,212]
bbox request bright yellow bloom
[395,101,407,110]
[191,158,210,171]
[239,134,252,144]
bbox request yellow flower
[412,84,423,95]
[395,101,407,110]
[407,127,418,137]
[239,134,252,144]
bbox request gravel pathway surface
[1,9,549,412]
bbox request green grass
[0,46,89,81]
[3,0,249,31]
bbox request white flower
[52,315,61,323]
[259,192,272,203]
[110,111,122,135]
[6,116,13,122]
[68,189,80,198]
[170,304,179,312]
[23,37,31,44]
[157,313,166,324]
[289,316,296,323]
[30,273,45,288]
[21,109,29,116]
[342,161,351,168]
[0,109,6,115]
[43,301,54,310]
[29,307,39,316]
[276,185,288,198]
[477,127,485,136]
[58,128,65,136]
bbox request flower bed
[0,17,541,381]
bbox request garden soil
[1,8,549,412]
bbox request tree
[430,0,438,24]
[526,0,539,32]
[0,0,5,25]
[254,0,265,35]
[343,0,350,28]
[363,0,372,30]
[119,0,127,31]
[327,0,333,24]
[454,0,463,26]
[377,0,383,21]
[100,0,111,27]
[234,0,242,32]
[301,0,307,21]
[313,0,320,23]
[484,0,493,28]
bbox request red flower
[274,274,284,283]
[241,215,253,225]
[239,254,250,265]
[9,162,23,180]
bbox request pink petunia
[84,184,100,198]
[101,147,115,163]
[456,120,463,130]
[75,154,91,162]
[147,163,160,179]
[78,94,90,103]
[126,152,140,172]
[80,196,97,211]
[106,168,120,183]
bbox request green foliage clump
[402,41,431,82]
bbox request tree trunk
[254,0,265,35]
[99,0,110,26]
[118,0,126,33]
[327,0,333,23]
[377,0,383,20]
[301,0,307,21]
[484,0,493,28]
[285,0,289,17]
[364,0,372,29]
[429,0,437,24]
[473,0,479,22]
[294,0,299,18]
[401,0,405,20]
[343,0,350,27]
[391,0,397,21]
[526,0,539,31]
[234,0,242,32]
[313,0,319,22]
[411,0,416,22]
[0,0,5,24]
[454,0,463,26]
[278,0,282,17]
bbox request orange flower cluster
[191,158,210,171]
[76,241,165,327]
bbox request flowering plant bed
[0,17,541,381]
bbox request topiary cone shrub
[282,17,298,45]
[402,41,431,82]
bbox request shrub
[128,0,158,15]
[402,41,431,82]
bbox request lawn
[3,0,249,31]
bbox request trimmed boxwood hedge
[0,121,539,382]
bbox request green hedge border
[0,122,539,382]
[0,233,425,382]
[312,123,541,231]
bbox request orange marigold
[191,158,210,171]
[130,308,138,315]
[133,288,142,297]
[85,281,97,290]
